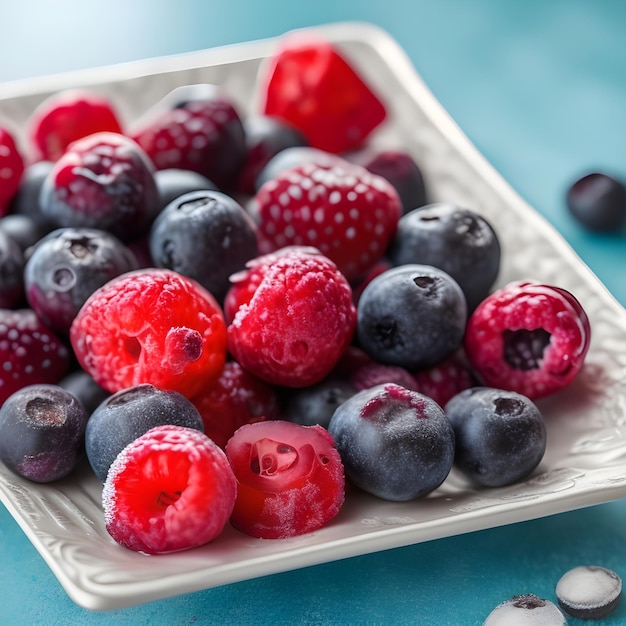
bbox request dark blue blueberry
[387,203,500,311]
[283,376,356,428]
[357,264,467,369]
[344,148,427,214]
[58,369,110,415]
[0,384,88,483]
[0,228,24,308]
[24,227,138,334]
[238,115,308,194]
[445,387,546,487]
[328,383,455,501]
[255,146,337,190]
[85,383,204,482]
[154,168,218,212]
[0,214,50,252]
[566,171,626,232]
[9,160,57,230]
[150,189,258,302]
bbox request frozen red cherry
[226,247,356,387]
[464,281,591,399]
[102,424,236,554]
[70,268,227,398]
[225,420,345,539]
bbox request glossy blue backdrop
[1,1,626,624]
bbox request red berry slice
[464,281,591,399]
[102,425,236,554]
[70,269,227,398]
[226,247,356,387]
[225,420,345,539]
[260,35,387,154]
[254,160,401,281]
[27,89,123,162]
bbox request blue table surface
[1,1,626,624]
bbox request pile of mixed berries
[0,33,592,555]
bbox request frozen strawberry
[254,159,401,281]
[0,126,25,217]
[191,361,280,449]
[226,247,356,387]
[260,35,387,154]
[102,424,236,554]
[130,84,246,190]
[465,281,591,399]
[70,268,227,398]
[225,420,345,539]
[26,89,123,162]
[0,309,71,406]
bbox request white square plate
[1,22,626,611]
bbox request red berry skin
[39,132,159,241]
[102,424,236,554]
[226,247,357,387]
[225,420,345,539]
[70,269,227,398]
[411,353,475,408]
[0,126,25,216]
[0,309,71,406]
[260,35,387,154]
[26,90,123,162]
[464,281,591,399]
[190,361,280,449]
[130,84,246,191]
[254,160,401,281]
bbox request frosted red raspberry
[70,269,227,398]
[226,247,356,387]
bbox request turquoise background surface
[1,1,626,624]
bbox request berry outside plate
[1,21,626,611]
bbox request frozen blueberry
[445,387,546,488]
[24,227,139,334]
[0,228,25,308]
[556,565,622,619]
[328,383,455,501]
[85,383,204,482]
[0,384,88,483]
[387,203,500,311]
[357,264,467,369]
[0,214,50,252]
[58,369,110,416]
[484,594,566,625]
[150,189,258,302]
[154,168,218,211]
[566,172,626,232]
[9,160,56,228]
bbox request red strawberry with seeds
[26,89,123,162]
[130,84,246,190]
[0,126,25,217]
[102,424,236,554]
[254,160,401,281]
[260,35,387,154]
[0,309,71,406]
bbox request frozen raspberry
[26,89,123,162]
[102,424,236,554]
[225,420,345,539]
[0,309,71,406]
[464,281,591,399]
[260,34,387,154]
[254,159,401,281]
[0,126,24,216]
[70,268,227,398]
[130,84,246,190]
[226,247,356,387]
[39,132,159,241]
[411,353,474,407]
[190,361,280,449]
[349,361,418,392]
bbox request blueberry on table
[85,383,204,483]
[566,171,626,232]
[483,594,566,625]
[445,387,546,488]
[328,383,455,501]
[0,384,88,483]
[387,203,500,311]
[357,264,467,369]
